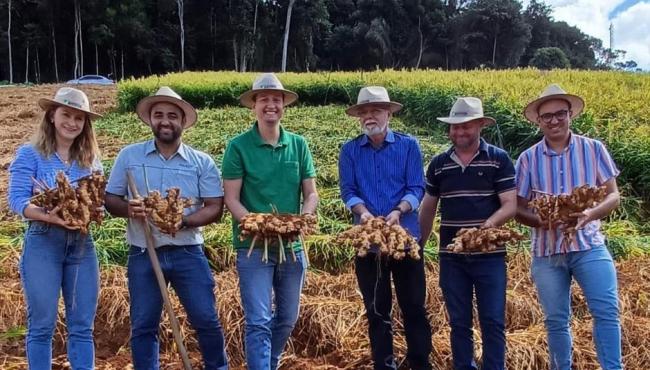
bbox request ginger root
[143,188,192,237]
[239,213,318,263]
[31,171,106,234]
[336,217,421,260]
[447,227,524,253]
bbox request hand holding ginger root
[142,188,192,237]
[239,213,319,263]
[31,171,106,234]
[447,227,524,253]
[336,217,420,260]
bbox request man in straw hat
[222,73,318,370]
[419,97,516,370]
[104,86,228,369]
[515,84,622,370]
[338,86,432,370]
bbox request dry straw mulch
[1,252,649,369]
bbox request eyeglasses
[539,110,570,123]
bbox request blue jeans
[127,245,228,370]
[236,248,306,370]
[20,221,99,370]
[439,253,506,370]
[355,252,432,370]
[532,246,622,370]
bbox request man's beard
[362,123,387,136]
[154,126,181,143]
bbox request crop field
[0,69,649,369]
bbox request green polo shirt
[222,122,316,250]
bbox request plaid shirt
[515,133,619,257]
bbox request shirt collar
[446,137,489,156]
[251,122,289,147]
[542,132,575,156]
[360,129,395,147]
[145,139,189,161]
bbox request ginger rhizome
[447,227,524,253]
[31,171,106,234]
[336,217,420,260]
[239,213,318,263]
[142,188,192,237]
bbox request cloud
[523,0,650,69]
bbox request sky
[523,0,650,70]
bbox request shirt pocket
[173,167,201,199]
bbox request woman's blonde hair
[30,107,101,168]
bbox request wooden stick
[126,170,192,370]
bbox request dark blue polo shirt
[425,139,516,254]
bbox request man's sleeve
[594,140,620,185]
[338,143,364,210]
[514,151,532,200]
[495,150,516,193]
[300,138,317,180]
[106,148,129,197]
[199,155,224,198]
[401,138,425,211]
[221,141,244,180]
[425,156,440,197]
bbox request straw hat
[345,86,403,117]
[239,73,298,108]
[437,97,495,125]
[136,86,198,128]
[38,87,102,119]
[524,84,584,123]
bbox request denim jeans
[355,252,432,370]
[532,245,622,370]
[236,248,306,370]
[20,221,99,370]
[439,253,506,370]
[127,245,228,370]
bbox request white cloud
[522,0,650,70]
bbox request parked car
[66,75,115,85]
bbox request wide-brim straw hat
[437,97,495,125]
[38,87,102,120]
[524,84,584,123]
[345,86,403,117]
[239,73,298,108]
[136,86,198,128]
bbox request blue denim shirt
[338,130,425,240]
[8,143,102,217]
[106,140,223,248]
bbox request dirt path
[0,84,117,219]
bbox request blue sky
[524,0,650,70]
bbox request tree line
[0,0,634,84]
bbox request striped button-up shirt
[339,130,425,240]
[8,144,102,217]
[425,139,516,254]
[515,133,619,257]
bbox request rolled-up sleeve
[338,143,364,210]
[8,144,37,217]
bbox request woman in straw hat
[8,87,103,370]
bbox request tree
[176,0,185,71]
[281,0,296,72]
[529,47,570,69]
[7,0,12,83]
